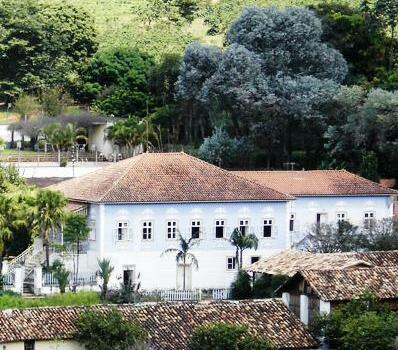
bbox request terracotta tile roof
[246,250,398,276]
[50,153,292,203]
[65,201,87,213]
[297,267,398,301]
[234,170,398,196]
[26,177,72,188]
[0,300,318,349]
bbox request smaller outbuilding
[0,300,318,350]
[277,267,398,325]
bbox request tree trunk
[45,243,50,269]
[75,241,80,293]
[389,26,396,71]
[236,248,240,270]
[183,256,186,290]
[240,249,243,270]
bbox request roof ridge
[98,154,145,202]
[340,169,398,194]
[181,152,294,200]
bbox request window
[24,341,35,350]
[364,211,376,229]
[142,221,153,240]
[251,256,260,264]
[88,220,96,240]
[263,219,273,237]
[215,220,225,239]
[167,221,177,239]
[191,220,201,239]
[227,257,237,270]
[117,221,129,241]
[239,219,249,235]
[336,212,347,223]
[316,213,328,225]
[289,214,295,232]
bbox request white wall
[87,123,116,158]
[15,163,108,178]
[77,200,291,290]
[1,340,83,350]
[290,195,394,244]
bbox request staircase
[8,244,45,295]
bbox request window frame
[88,219,96,241]
[289,213,295,232]
[24,340,35,350]
[226,256,237,271]
[215,219,226,239]
[239,218,250,236]
[166,220,178,240]
[262,218,273,238]
[364,211,376,229]
[251,256,260,264]
[116,221,129,241]
[336,211,347,223]
[191,220,201,239]
[142,220,153,241]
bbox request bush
[74,308,146,350]
[188,323,274,350]
[230,270,252,300]
[252,274,289,299]
[313,292,398,350]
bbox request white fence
[140,289,231,302]
[2,273,14,286]
[43,272,97,287]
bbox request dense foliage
[74,308,146,350]
[313,292,398,350]
[188,322,274,350]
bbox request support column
[282,292,290,307]
[300,294,309,325]
[99,204,105,259]
[34,267,43,296]
[13,267,25,294]
[319,300,331,315]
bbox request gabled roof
[234,170,397,196]
[246,250,398,276]
[0,300,318,349]
[292,267,398,301]
[51,153,291,203]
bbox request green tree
[63,213,90,292]
[230,270,252,300]
[33,189,67,268]
[188,322,274,350]
[162,234,199,290]
[252,274,289,299]
[13,94,40,122]
[97,258,114,300]
[229,228,258,269]
[0,196,13,274]
[74,308,146,350]
[50,259,70,294]
[360,151,379,181]
[0,0,97,99]
[80,48,154,117]
[40,87,74,117]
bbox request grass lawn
[0,291,100,310]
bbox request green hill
[41,0,359,59]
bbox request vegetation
[97,258,114,300]
[0,291,99,310]
[50,259,70,293]
[312,292,398,350]
[74,308,147,350]
[229,228,258,269]
[230,270,253,300]
[188,322,274,350]
[162,234,199,290]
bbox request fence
[43,272,97,287]
[140,288,231,302]
[2,273,15,286]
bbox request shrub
[188,323,274,350]
[230,270,252,300]
[74,308,146,350]
[50,259,70,293]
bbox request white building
[5,153,396,293]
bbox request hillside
[41,0,359,58]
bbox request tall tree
[162,234,199,290]
[63,213,90,292]
[229,228,258,269]
[33,189,67,268]
[97,258,114,300]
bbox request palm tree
[97,258,114,300]
[229,228,259,269]
[161,234,199,290]
[33,189,67,268]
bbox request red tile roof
[234,170,397,196]
[50,153,291,203]
[246,250,398,276]
[0,300,318,349]
[296,267,398,301]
